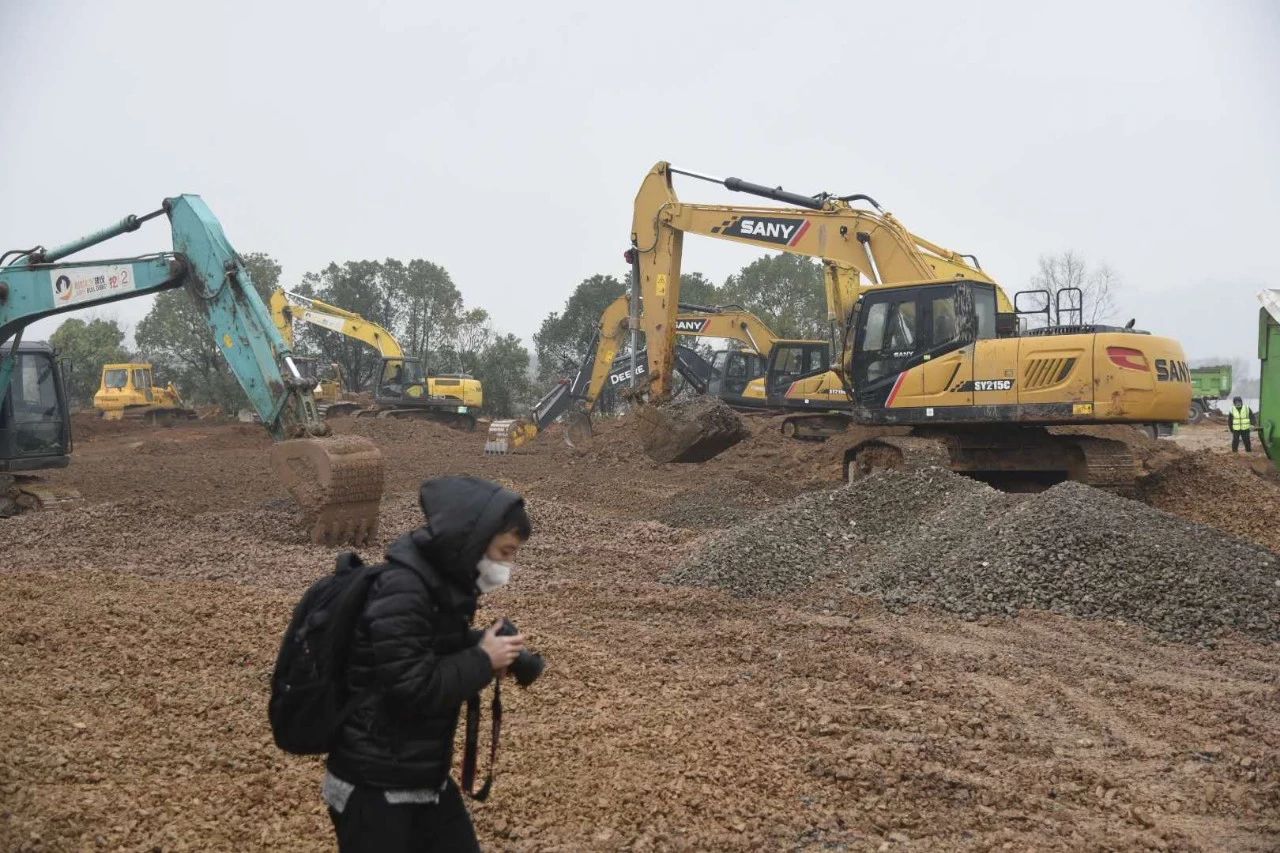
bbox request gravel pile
[670,468,1280,643]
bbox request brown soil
[2,415,1277,851]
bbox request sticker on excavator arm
[656,274,668,296]
[52,265,135,305]
[300,310,346,332]
[1073,403,1094,415]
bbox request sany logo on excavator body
[675,318,710,333]
[714,216,810,247]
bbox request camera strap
[461,679,502,801]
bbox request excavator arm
[629,161,1006,399]
[0,197,384,543]
[269,289,404,357]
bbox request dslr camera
[496,618,545,688]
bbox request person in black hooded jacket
[324,475,531,852]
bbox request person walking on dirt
[1229,396,1255,453]
[324,476,532,852]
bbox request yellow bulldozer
[92,362,197,422]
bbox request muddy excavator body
[0,196,384,544]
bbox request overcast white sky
[3,0,1277,371]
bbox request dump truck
[1188,364,1232,423]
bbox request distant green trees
[48,318,130,406]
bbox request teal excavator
[0,196,385,543]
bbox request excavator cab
[376,357,426,400]
[373,357,477,429]
[764,342,831,402]
[0,342,78,515]
[707,350,767,404]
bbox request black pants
[328,779,480,853]
[1232,429,1252,452]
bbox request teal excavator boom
[0,196,384,543]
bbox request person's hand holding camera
[480,620,525,673]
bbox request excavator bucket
[635,397,748,463]
[485,420,537,455]
[270,435,385,545]
[562,411,593,448]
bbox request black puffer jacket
[327,476,524,788]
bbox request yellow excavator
[269,289,483,429]
[625,161,1190,489]
[484,297,822,453]
[92,362,196,422]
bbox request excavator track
[844,429,1138,495]
[270,435,385,546]
[845,435,950,482]
[0,475,82,518]
[1065,436,1137,495]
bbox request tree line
[49,249,1126,416]
[51,253,536,416]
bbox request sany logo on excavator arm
[675,318,710,333]
[713,216,810,247]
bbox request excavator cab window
[710,350,767,398]
[973,287,997,340]
[133,368,152,390]
[855,290,921,385]
[103,368,129,389]
[767,342,829,398]
[1,352,68,459]
[378,358,427,399]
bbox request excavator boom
[630,161,1004,399]
[0,197,384,544]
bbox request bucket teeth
[485,420,516,455]
[269,435,385,546]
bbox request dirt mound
[672,468,1280,643]
[337,414,466,446]
[636,397,748,463]
[1139,450,1280,553]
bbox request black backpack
[269,552,386,755]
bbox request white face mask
[476,556,514,593]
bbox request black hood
[386,476,524,594]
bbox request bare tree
[1029,251,1121,325]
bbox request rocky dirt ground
[1,415,1277,851]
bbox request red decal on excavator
[885,372,907,407]
[787,220,811,247]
